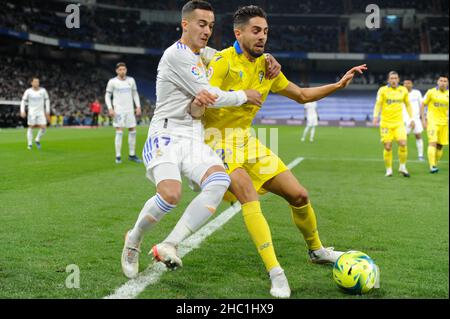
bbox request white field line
[104,157,304,299]
[304,156,448,164]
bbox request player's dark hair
[31,76,39,81]
[116,62,126,69]
[438,74,448,79]
[403,78,413,82]
[182,0,213,18]
[233,5,267,29]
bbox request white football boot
[385,168,393,177]
[121,231,141,279]
[309,247,344,264]
[269,267,291,298]
[151,242,183,269]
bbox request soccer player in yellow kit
[421,75,449,173]
[192,6,367,298]
[373,71,414,177]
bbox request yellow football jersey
[203,41,289,140]
[373,85,411,127]
[423,87,449,125]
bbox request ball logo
[191,66,204,79]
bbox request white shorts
[405,119,424,135]
[28,113,47,126]
[307,118,318,127]
[142,134,224,189]
[113,112,136,128]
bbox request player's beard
[243,42,265,58]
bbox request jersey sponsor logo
[386,99,403,104]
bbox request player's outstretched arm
[277,64,367,104]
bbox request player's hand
[337,64,368,89]
[46,113,51,123]
[264,54,281,80]
[193,89,218,107]
[244,90,262,107]
[135,107,142,116]
[108,109,116,117]
[20,111,26,118]
[422,119,427,129]
[372,117,379,127]
[409,120,415,129]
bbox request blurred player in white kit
[403,79,425,161]
[105,62,143,164]
[120,0,262,278]
[301,101,319,142]
[20,77,50,150]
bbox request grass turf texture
[0,126,448,299]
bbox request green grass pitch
[0,125,448,299]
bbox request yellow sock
[290,202,322,251]
[383,149,393,169]
[242,201,279,272]
[436,148,444,164]
[428,146,437,168]
[398,145,407,165]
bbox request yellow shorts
[427,124,449,146]
[208,136,288,202]
[380,124,407,143]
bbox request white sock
[128,193,176,246]
[35,128,45,142]
[399,164,406,171]
[310,126,316,141]
[416,138,424,157]
[27,128,33,146]
[163,172,231,246]
[128,131,136,156]
[115,131,123,157]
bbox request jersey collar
[234,40,243,55]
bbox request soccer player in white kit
[20,77,50,150]
[105,62,143,164]
[402,79,425,161]
[301,101,318,142]
[120,0,262,278]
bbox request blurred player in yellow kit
[421,75,449,173]
[373,71,414,177]
[191,5,367,298]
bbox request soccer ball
[332,251,379,295]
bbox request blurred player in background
[90,98,101,127]
[421,75,449,173]
[105,62,142,164]
[177,5,366,298]
[402,79,424,161]
[20,77,50,150]
[120,0,261,279]
[301,101,319,142]
[373,71,413,177]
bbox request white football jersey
[304,102,318,120]
[149,41,247,139]
[20,88,50,115]
[105,76,140,113]
[403,89,423,121]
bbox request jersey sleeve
[270,71,290,93]
[131,78,141,108]
[403,88,412,119]
[166,48,247,108]
[44,89,50,113]
[20,90,28,113]
[105,80,113,110]
[423,89,432,105]
[373,87,384,118]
